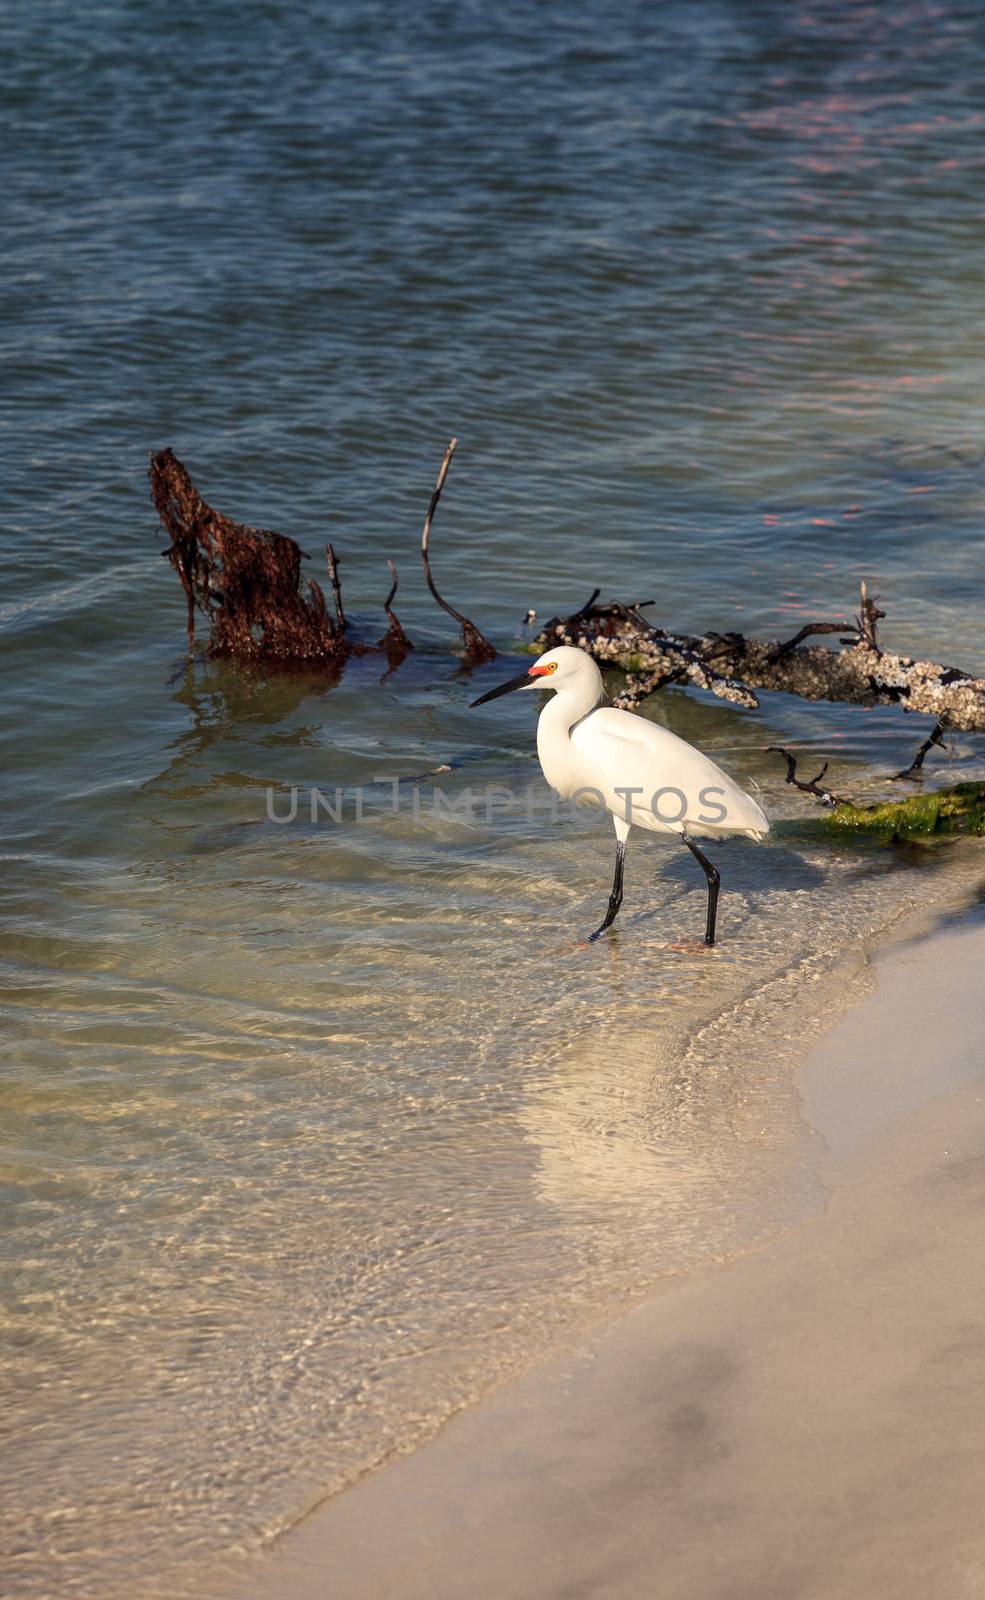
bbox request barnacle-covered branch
[535,585,985,742]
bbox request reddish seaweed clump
[151,448,347,665]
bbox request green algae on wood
[828,783,985,840]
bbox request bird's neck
[538,684,601,739]
[536,685,601,798]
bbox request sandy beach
[208,908,985,1600]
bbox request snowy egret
[471,644,769,946]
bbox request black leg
[683,835,720,946]
[588,840,626,942]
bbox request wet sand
[211,911,985,1600]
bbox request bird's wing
[571,708,769,838]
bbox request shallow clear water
[4,1,985,1593]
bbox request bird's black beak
[470,668,534,707]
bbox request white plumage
[472,644,769,946]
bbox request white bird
[471,644,769,947]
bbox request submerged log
[151,448,348,665]
[534,586,985,746]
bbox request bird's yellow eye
[545,662,558,673]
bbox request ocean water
[4,1,985,1593]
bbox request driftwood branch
[535,581,985,744]
[419,438,496,666]
[892,722,948,782]
[766,747,847,807]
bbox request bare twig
[891,722,948,782]
[768,620,852,663]
[325,543,345,634]
[766,747,847,807]
[573,587,602,622]
[379,559,413,659]
[857,579,886,652]
[419,438,496,666]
